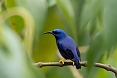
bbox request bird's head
[43,29,67,40]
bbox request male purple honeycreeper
[43,29,81,69]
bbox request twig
[34,61,117,78]
[94,63,117,78]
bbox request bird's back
[57,36,76,49]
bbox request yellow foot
[59,58,65,64]
[72,61,75,66]
[71,60,75,66]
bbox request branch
[34,61,87,67]
[94,63,117,77]
[34,61,117,78]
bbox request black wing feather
[59,48,74,59]
[76,46,81,61]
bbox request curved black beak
[43,31,53,35]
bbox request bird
[43,29,81,69]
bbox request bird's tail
[75,61,81,69]
[73,53,81,69]
[72,50,81,69]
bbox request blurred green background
[0,0,117,78]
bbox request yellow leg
[59,58,65,64]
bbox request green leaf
[45,67,74,78]
[103,0,117,51]
[14,0,48,37]
[5,0,48,56]
[32,6,64,62]
[4,0,24,33]
[56,0,77,41]
[80,0,104,30]
[86,31,105,75]
[1,6,35,57]
[0,25,45,78]
[48,0,56,7]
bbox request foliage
[0,0,117,78]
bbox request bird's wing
[57,39,81,69]
[67,36,81,61]
[76,46,81,61]
[57,42,74,59]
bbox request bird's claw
[59,58,65,64]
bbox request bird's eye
[53,31,60,34]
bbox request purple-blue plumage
[44,29,81,69]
